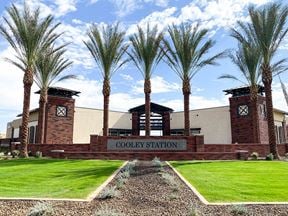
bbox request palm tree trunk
[20,69,33,158]
[183,78,191,136]
[262,64,280,159]
[102,78,110,136]
[250,85,260,143]
[144,78,151,136]
[36,89,47,144]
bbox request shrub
[168,193,179,200]
[11,150,20,158]
[97,186,118,199]
[161,173,179,189]
[230,205,248,216]
[152,157,163,167]
[188,206,199,216]
[0,152,4,157]
[285,153,288,159]
[115,176,127,189]
[27,202,54,216]
[266,153,274,161]
[93,206,123,216]
[250,152,258,160]
[35,151,42,158]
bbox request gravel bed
[0,160,287,216]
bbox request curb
[166,161,288,206]
[0,161,128,202]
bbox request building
[5,86,288,145]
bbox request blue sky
[0,0,288,133]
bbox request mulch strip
[0,160,288,216]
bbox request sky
[0,0,288,133]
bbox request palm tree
[0,4,60,157]
[128,25,164,136]
[34,46,74,144]
[219,42,262,143]
[231,3,288,159]
[163,24,225,136]
[84,23,129,136]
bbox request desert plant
[93,205,123,216]
[188,206,200,216]
[250,152,259,160]
[152,157,163,167]
[97,186,118,199]
[168,193,179,200]
[161,173,179,189]
[35,151,42,158]
[27,201,54,216]
[230,205,248,216]
[266,153,274,161]
[11,150,20,158]
[285,153,288,159]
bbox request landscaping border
[0,161,127,202]
[166,161,288,206]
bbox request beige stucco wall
[6,112,38,138]
[171,106,232,144]
[73,107,131,143]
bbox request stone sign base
[10,135,288,160]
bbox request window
[259,104,267,117]
[56,106,67,117]
[28,126,35,144]
[238,105,249,116]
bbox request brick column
[162,112,170,136]
[132,112,139,136]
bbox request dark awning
[129,102,173,114]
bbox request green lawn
[0,159,123,199]
[171,161,288,202]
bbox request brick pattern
[229,95,268,144]
[204,144,287,156]
[45,96,75,144]
[51,151,244,160]
[12,143,90,156]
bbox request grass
[170,161,288,202]
[0,159,123,199]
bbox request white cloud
[126,0,271,36]
[93,0,169,17]
[120,73,133,81]
[132,76,180,94]
[272,82,288,111]
[14,0,78,18]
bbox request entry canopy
[129,102,173,114]
[223,85,264,97]
[35,87,80,98]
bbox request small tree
[163,23,225,136]
[0,4,60,157]
[84,23,129,136]
[34,46,74,144]
[128,25,164,136]
[231,3,288,159]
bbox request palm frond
[84,23,128,80]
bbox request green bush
[250,152,259,160]
[188,206,200,216]
[27,201,54,216]
[266,153,274,161]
